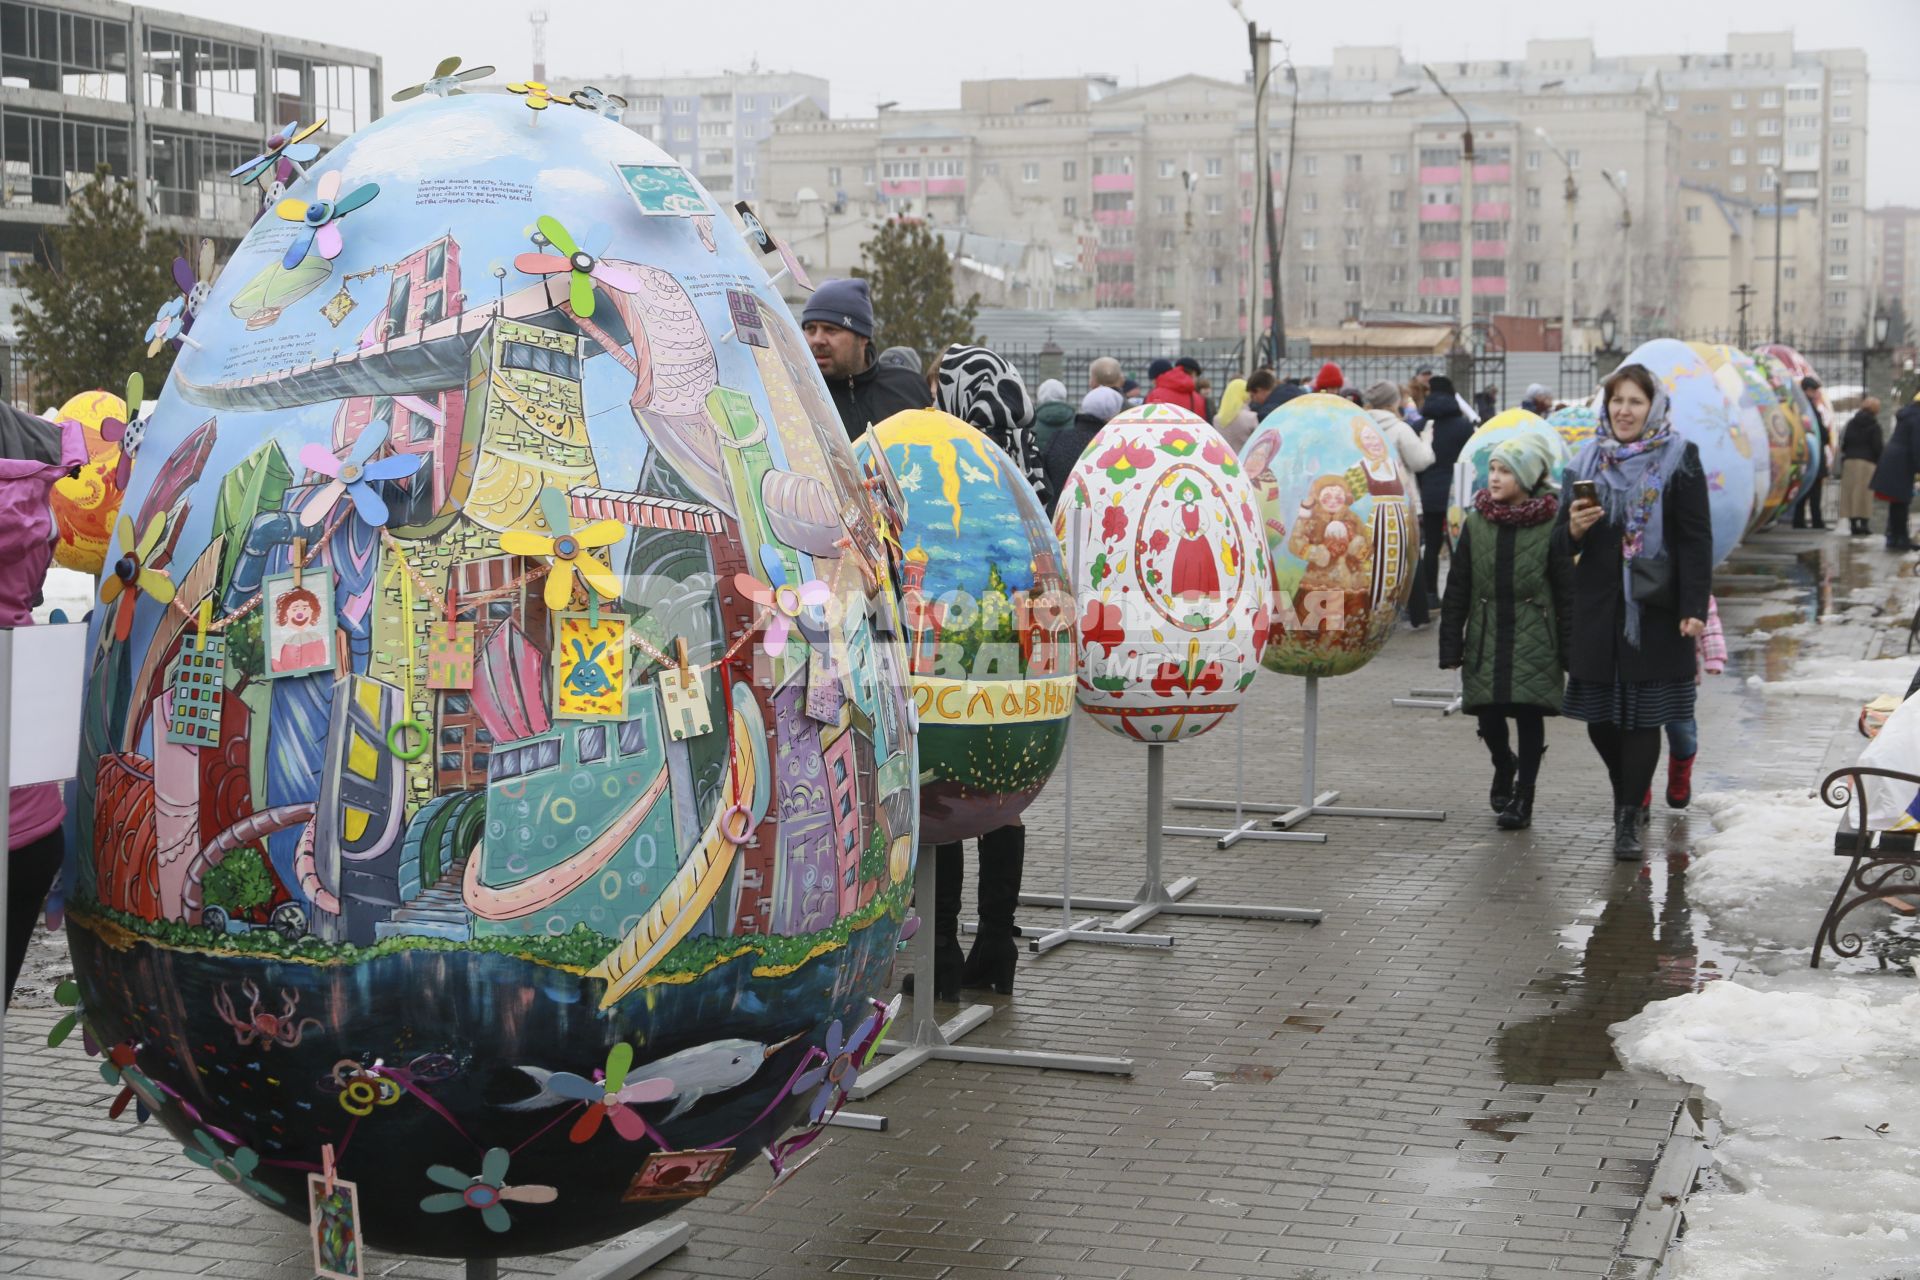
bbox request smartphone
[1572,480,1599,504]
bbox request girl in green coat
[1439,435,1575,830]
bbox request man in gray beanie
[801,277,931,440]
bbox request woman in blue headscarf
[1556,363,1714,861]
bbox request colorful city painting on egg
[65,91,916,1256]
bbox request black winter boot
[1613,804,1646,860]
[963,825,1023,994]
[903,841,964,1000]
[1481,731,1516,814]
[1497,785,1535,830]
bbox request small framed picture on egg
[262,572,336,680]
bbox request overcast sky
[182,0,1920,205]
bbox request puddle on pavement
[1495,852,1733,1087]
[1183,1063,1281,1088]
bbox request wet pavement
[3,521,1914,1279]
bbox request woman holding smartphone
[1557,363,1714,860]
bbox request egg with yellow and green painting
[1054,403,1267,743]
[857,409,1072,843]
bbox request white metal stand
[1165,712,1330,848]
[461,1221,693,1280]
[851,844,1134,1100]
[1025,714,1174,954]
[1019,744,1323,930]
[1391,675,1463,716]
[1274,676,1446,828]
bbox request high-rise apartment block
[756,33,1870,344]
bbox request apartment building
[563,66,827,202]
[757,33,1871,345]
[0,0,379,260]
[1868,206,1920,324]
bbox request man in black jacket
[1415,375,1477,604]
[802,277,932,440]
[1871,391,1920,551]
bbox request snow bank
[1684,790,1841,954]
[1748,654,1916,701]
[1616,980,1920,1280]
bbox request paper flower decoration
[275,169,380,269]
[328,1059,402,1117]
[182,1130,286,1205]
[498,488,623,610]
[298,419,426,528]
[570,85,629,120]
[507,80,560,112]
[420,1147,555,1232]
[231,120,326,185]
[145,298,186,357]
[100,512,176,642]
[733,569,831,658]
[168,236,218,335]
[98,372,144,488]
[102,1043,163,1121]
[392,55,496,101]
[535,1042,675,1143]
[513,215,639,320]
[48,978,93,1051]
[792,1004,885,1124]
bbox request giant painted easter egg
[68,92,917,1258]
[1243,393,1418,677]
[1751,349,1820,513]
[855,410,1071,844]
[1446,409,1572,543]
[1624,340,1753,566]
[1546,402,1599,452]
[1689,343,1774,535]
[1054,403,1266,742]
[50,390,130,574]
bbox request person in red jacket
[1144,358,1206,416]
[1311,361,1344,393]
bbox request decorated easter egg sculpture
[1055,403,1266,742]
[855,410,1072,844]
[50,389,133,574]
[1243,393,1418,677]
[1623,339,1753,566]
[66,88,917,1258]
[1751,348,1819,515]
[1446,409,1572,543]
[1688,342,1774,536]
[1545,401,1600,452]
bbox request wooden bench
[1814,763,1920,967]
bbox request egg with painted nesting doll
[1054,403,1267,743]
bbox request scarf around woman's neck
[1570,384,1684,647]
[1473,487,1558,527]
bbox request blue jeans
[1665,717,1698,760]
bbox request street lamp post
[1600,168,1631,345]
[1535,127,1578,354]
[1424,65,1474,361]
[1238,9,1271,376]
[1765,165,1783,340]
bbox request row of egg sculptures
[67,86,919,1257]
[854,410,1072,843]
[1705,342,1805,528]
[1758,342,1834,434]
[1054,403,1267,741]
[1444,409,1573,544]
[1620,339,1756,566]
[1242,393,1419,677]
[1687,342,1777,536]
[1750,348,1822,519]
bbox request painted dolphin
[505,1032,802,1123]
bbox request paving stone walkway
[1,527,1904,1279]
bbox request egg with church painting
[856,409,1072,845]
[1243,393,1419,678]
[62,90,919,1258]
[1054,403,1267,743]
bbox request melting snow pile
[1747,654,1913,700]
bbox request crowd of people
[789,275,1878,996]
